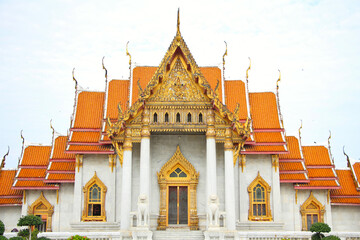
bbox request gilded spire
[50,119,54,135]
[214,79,220,97]
[222,41,227,83]
[328,130,334,164]
[126,41,131,66]
[276,69,283,126]
[177,8,180,35]
[246,57,251,94]
[102,56,108,81]
[18,130,25,166]
[298,120,303,145]
[1,146,9,169]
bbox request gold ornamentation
[102,56,107,81]
[28,192,54,232]
[113,142,124,167]
[300,192,325,231]
[295,189,298,204]
[126,41,131,66]
[248,172,272,221]
[82,172,107,222]
[224,128,233,151]
[157,146,199,230]
[75,155,83,172]
[1,146,9,170]
[72,68,78,91]
[233,144,241,167]
[123,128,133,151]
[272,155,279,172]
[239,154,246,172]
[222,41,227,83]
[276,69,284,127]
[108,154,116,172]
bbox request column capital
[141,108,151,138]
[206,109,216,138]
[123,128,133,151]
[224,127,233,150]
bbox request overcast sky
[0,0,359,169]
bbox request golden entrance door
[168,186,188,225]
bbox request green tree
[310,222,331,240]
[0,220,5,235]
[17,215,42,240]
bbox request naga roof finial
[328,130,334,164]
[298,120,303,144]
[102,56,108,81]
[223,41,228,66]
[1,146,9,169]
[50,119,55,135]
[276,69,283,126]
[276,69,281,89]
[328,130,332,149]
[126,41,131,66]
[343,146,351,168]
[246,57,251,94]
[72,68,78,91]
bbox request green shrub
[0,235,8,240]
[67,235,90,240]
[323,236,341,240]
[9,237,23,240]
[17,229,29,238]
[37,237,51,240]
[310,222,331,240]
[0,220,5,235]
[17,215,42,240]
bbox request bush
[9,237,23,240]
[0,236,8,240]
[17,229,29,238]
[37,237,51,240]
[310,223,332,240]
[0,220,4,235]
[323,236,341,240]
[67,235,90,240]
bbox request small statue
[207,194,219,228]
[137,194,149,227]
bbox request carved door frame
[157,146,199,230]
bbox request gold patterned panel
[157,146,199,230]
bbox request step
[153,230,204,240]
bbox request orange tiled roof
[280,173,308,181]
[0,198,22,205]
[67,144,113,153]
[254,132,284,143]
[331,170,360,197]
[200,67,222,102]
[46,173,75,181]
[303,146,333,166]
[224,80,248,120]
[249,92,281,129]
[51,136,75,160]
[331,198,360,204]
[69,132,101,143]
[106,80,130,119]
[279,136,302,160]
[14,180,57,188]
[20,146,51,166]
[17,169,46,178]
[242,145,286,153]
[295,180,339,188]
[308,168,335,178]
[73,91,105,129]
[48,162,75,171]
[279,162,305,171]
[0,170,22,197]
[132,66,157,104]
[353,163,360,186]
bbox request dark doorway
[168,186,188,225]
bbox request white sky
[0,0,359,169]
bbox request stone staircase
[153,228,204,240]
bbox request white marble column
[224,128,236,230]
[271,155,281,222]
[206,109,217,199]
[139,109,150,200]
[109,154,116,223]
[238,155,248,222]
[73,155,83,222]
[120,128,133,230]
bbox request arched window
[199,113,203,123]
[300,192,325,231]
[82,172,107,221]
[248,172,272,221]
[187,113,192,123]
[165,112,169,122]
[153,113,158,123]
[170,167,187,178]
[176,113,181,123]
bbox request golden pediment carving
[149,58,207,103]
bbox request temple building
[1,12,360,239]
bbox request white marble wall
[0,206,21,232]
[331,205,360,231]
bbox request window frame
[300,192,325,231]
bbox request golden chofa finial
[72,68,78,91]
[246,57,251,80]
[50,119,54,135]
[126,41,131,66]
[298,120,303,140]
[1,146,10,169]
[223,41,228,66]
[328,130,332,148]
[343,146,351,168]
[102,56,108,81]
[20,130,25,146]
[276,69,281,90]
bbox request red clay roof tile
[224,80,248,120]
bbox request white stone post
[120,128,133,230]
[109,154,117,223]
[224,128,236,230]
[206,109,217,199]
[271,155,281,222]
[238,155,248,222]
[73,155,83,222]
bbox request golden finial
[276,69,281,90]
[126,41,131,66]
[20,130,24,146]
[328,130,332,149]
[343,146,351,168]
[298,120,303,144]
[117,102,124,120]
[177,8,180,35]
[72,68,78,91]
[223,41,228,66]
[246,57,251,80]
[234,103,240,119]
[102,56,108,81]
[50,119,54,135]
[1,146,9,169]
